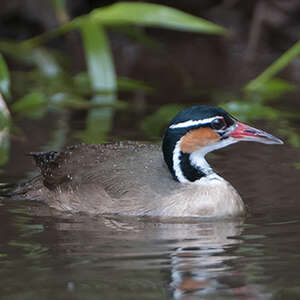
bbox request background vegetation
[0,0,300,175]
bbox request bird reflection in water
[167,220,244,299]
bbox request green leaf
[0,94,10,166]
[117,77,153,92]
[294,162,300,170]
[12,92,47,119]
[20,2,227,49]
[221,101,280,122]
[51,0,70,25]
[0,93,10,117]
[80,21,116,92]
[245,40,300,92]
[90,2,227,34]
[245,78,297,101]
[0,93,10,130]
[0,54,11,99]
[80,21,117,143]
[0,111,10,132]
[28,48,62,77]
[73,72,153,93]
[0,129,9,166]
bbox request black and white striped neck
[170,141,214,183]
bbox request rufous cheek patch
[180,128,220,153]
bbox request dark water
[0,200,299,299]
[1,127,300,299]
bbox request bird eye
[211,118,226,130]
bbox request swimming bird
[17,106,283,217]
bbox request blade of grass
[51,0,70,24]
[0,93,10,166]
[0,54,11,99]
[30,48,62,77]
[20,2,227,50]
[80,21,116,143]
[0,128,9,166]
[245,40,300,91]
[0,93,10,128]
[11,92,47,119]
[80,21,116,92]
[90,2,227,34]
[20,20,80,50]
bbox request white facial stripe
[172,140,190,183]
[169,117,221,129]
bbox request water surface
[0,137,300,299]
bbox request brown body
[18,142,244,217]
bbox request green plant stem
[245,40,300,91]
[20,19,82,50]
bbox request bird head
[162,106,283,183]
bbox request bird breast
[146,175,245,218]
